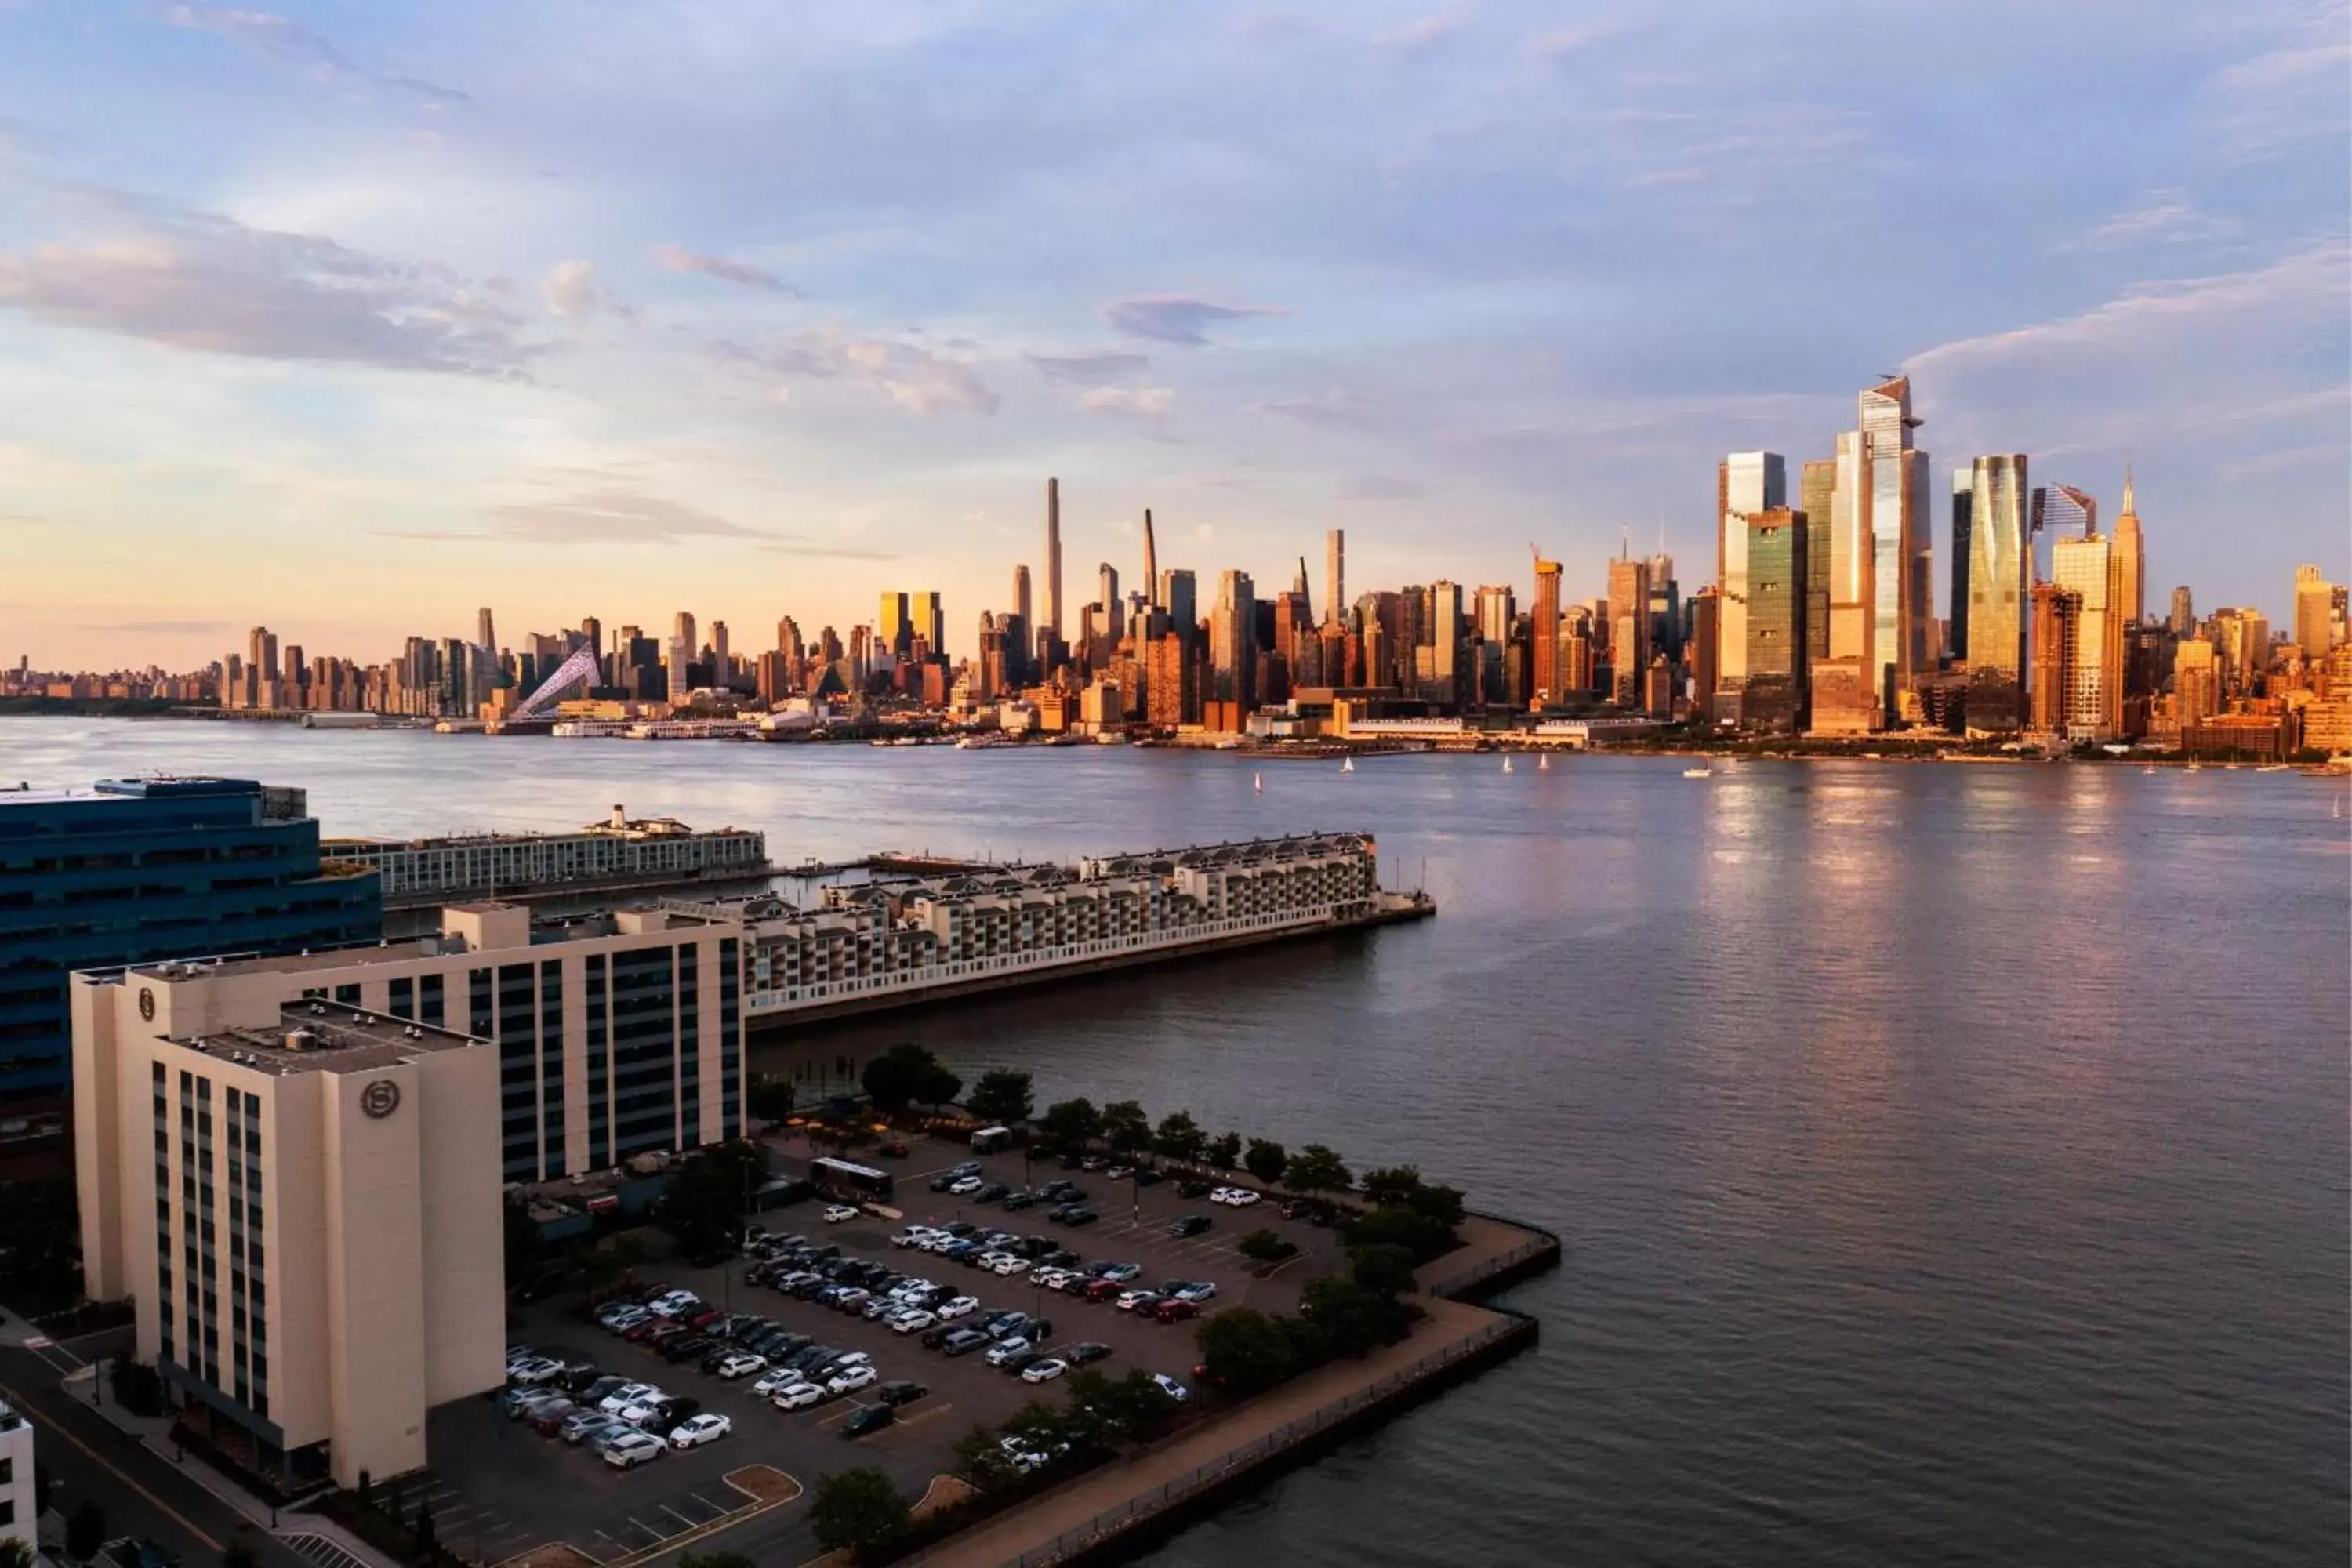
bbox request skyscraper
[2112,470,2144,625]
[2053,532,2120,739]
[1044,477,1064,639]
[1160,568,1197,645]
[1142,510,1158,611]
[1014,564,1033,633]
[1810,429,1877,734]
[2030,583,2081,733]
[1210,570,1256,710]
[1948,468,1973,660]
[2294,564,2336,660]
[1530,556,1563,706]
[2169,585,2194,636]
[1715,452,1787,722]
[1429,580,1463,704]
[1964,455,2031,731]
[1741,509,1807,731]
[1326,529,1345,629]
[1607,554,1651,708]
[1690,586,1721,717]
[1098,563,1121,644]
[1801,458,1835,664]
[878,592,911,659]
[476,607,496,654]
[2031,484,2095,585]
[1858,376,1929,723]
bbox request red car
[1083,1278,1123,1304]
[1153,1298,1199,1325]
[688,1309,728,1332]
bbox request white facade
[0,1399,33,1555]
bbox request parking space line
[659,1504,702,1530]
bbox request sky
[1,0,2346,670]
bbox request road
[0,1333,310,1568]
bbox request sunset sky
[2,1,2345,670]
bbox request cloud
[544,259,632,323]
[652,244,797,295]
[164,5,468,105]
[1079,386,1176,427]
[1028,350,1150,386]
[1526,22,1621,67]
[1103,295,1287,346]
[86,619,238,636]
[2057,189,2242,253]
[0,201,535,376]
[1249,393,1371,427]
[2198,39,2352,158]
[710,325,999,415]
[1379,9,1472,58]
[490,488,781,544]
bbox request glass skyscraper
[1963,455,2031,731]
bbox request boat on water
[1537,754,1550,771]
[2256,764,2288,772]
[1341,757,1355,774]
[1253,772,1264,793]
[1683,767,1714,779]
[2184,763,2202,773]
[1501,756,1515,774]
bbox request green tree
[66,1502,106,1565]
[1348,1241,1420,1298]
[1300,1276,1412,1357]
[0,1538,36,1568]
[1357,1163,1425,1209]
[1286,1144,1352,1196]
[1100,1100,1151,1157]
[862,1044,961,1113]
[1345,1203,1458,1264]
[1206,1131,1243,1169]
[1150,1111,1207,1166]
[1193,1307,1302,1396]
[999,1400,1068,1450]
[952,1421,1017,1486]
[809,1467,912,1553]
[1036,1097,1102,1152]
[655,1139,769,1261]
[965,1069,1036,1127]
[1100,1367,1182,1436]
[1235,1228,1294,1263]
[1242,1138,1288,1186]
[745,1073,795,1123]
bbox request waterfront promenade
[912,1215,1550,1568]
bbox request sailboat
[1341,757,1355,774]
[1537,754,1550,771]
[1501,755,1515,774]
[1253,771,1263,793]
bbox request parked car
[826,1365,879,1396]
[1063,1341,1113,1367]
[1096,1261,1144,1283]
[528,1399,578,1436]
[823,1204,862,1224]
[1168,1214,1212,1239]
[1105,1165,1134,1181]
[670,1412,733,1449]
[599,1382,660,1415]
[941,1329,991,1356]
[937,1295,979,1319]
[974,1182,1009,1202]
[1169,1281,1219,1304]
[1153,1298,1200,1325]
[1064,1209,1100,1227]
[1178,1179,1213,1199]
[602,1430,665,1469]
[843,1404,896,1438]
[985,1336,1037,1367]
[891,1311,938,1335]
[1116,1289,1161,1313]
[771,1381,827,1411]
[1021,1358,1069,1384]
[997,1351,1046,1377]
[1134,1168,1165,1187]
[949,1176,985,1196]
[660,1335,714,1364]
[877,1379,928,1406]
[1151,1374,1191,1403]
[752,1367,798,1396]
[713,1352,766,1380]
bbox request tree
[1036,1097,1102,1152]
[1100,1100,1151,1157]
[223,1541,262,1568]
[809,1467,912,1553]
[0,1538,36,1568]
[1286,1144,1352,1196]
[1243,1138,1288,1186]
[655,1139,769,1261]
[1345,1203,1457,1265]
[1358,1163,1425,1209]
[999,1400,1068,1450]
[1236,1229,1295,1264]
[746,1073,795,1123]
[1299,1276,1412,1357]
[1207,1131,1243,1170]
[965,1069,1036,1127]
[862,1044,960,1113]
[1150,1111,1207,1166]
[1193,1308,1303,1396]
[66,1502,106,1565]
[953,1422,1018,1486]
[1348,1241,1420,1298]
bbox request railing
[989,1314,1526,1568]
[1421,1230,1559,1301]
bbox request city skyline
[1,2,2345,667]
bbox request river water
[6,719,2346,1566]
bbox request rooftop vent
[284,1029,316,1051]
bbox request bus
[811,1156,895,1203]
[970,1126,1014,1155]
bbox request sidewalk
[60,1365,398,1568]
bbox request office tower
[476,608,496,655]
[1429,580,1463,705]
[2173,638,2219,728]
[673,611,696,658]
[1099,564,1121,644]
[1530,557,1563,705]
[1949,467,1973,659]
[1801,458,1835,663]
[1160,568,1197,645]
[1210,570,1256,710]
[2295,565,2336,659]
[1811,430,1878,733]
[1326,529,1345,628]
[1,779,379,1106]
[1014,564,1033,635]
[2053,532,2120,738]
[1147,631,1194,727]
[1143,510,1158,610]
[1646,555,1680,665]
[668,612,695,701]
[878,592,911,660]
[1965,455,2031,731]
[2113,471,2144,624]
[1715,452,1787,722]
[577,615,601,662]
[1856,377,1929,722]
[1742,509,1808,731]
[711,621,730,676]
[1690,586,1722,717]
[2169,586,2194,636]
[1475,586,1515,647]
[1044,477,1063,638]
[2030,583,2081,731]
[1607,554,1651,707]
[2031,485,2095,591]
[915,592,942,659]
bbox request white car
[891,1229,937,1250]
[772,1381,827,1411]
[823,1204,861,1224]
[648,1290,700,1316]
[989,1255,1032,1276]
[949,1176,985,1195]
[891,1311,938,1335]
[600,1382,660,1416]
[713,1352,766,1380]
[1105,1165,1134,1181]
[985,1336,1036,1367]
[826,1364,879,1396]
[1033,1268,1073,1290]
[1020,1358,1068,1384]
[936,1296,978,1319]
[1152,1374,1190,1403]
[619,1397,670,1428]
[888,1279,936,1302]
[507,1357,565,1385]
[670,1412,733,1449]
[1169,1282,1219,1303]
[752,1367,797,1396]
[1116,1289,1158,1312]
[602,1430,665,1469]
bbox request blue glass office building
[0,778,381,1105]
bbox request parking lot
[427,1134,1341,1563]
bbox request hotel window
[334,983,360,1006]
[539,960,565,1178]
[586,954,610,1171]
[677,944,700,1148]
[421,971,445,1028]
[389,975,415,1019]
